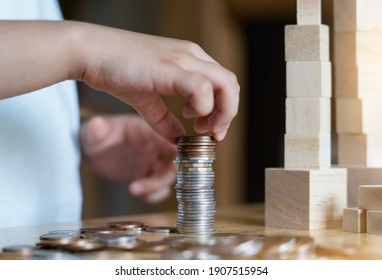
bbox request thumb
[134,95,185,144]
[80,115,117,156]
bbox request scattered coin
[79,227,118,235]
[144,226,178,233]
[60,239,105,252]
[106,221,145,231]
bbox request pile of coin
[0,220,369,260]
[174,136,217,235]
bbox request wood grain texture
[286,97,331,135]
[265,168,347,230]
[297,0,321,25]
[367,210,382,235]
[343,207,366,233]
[338,133,382,167]
[333,0,382,32]
[287,61,331,98]
[285,25,329,61]
[359,185,382,210]
[284,133,330,169]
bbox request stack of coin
[174,136,217,235]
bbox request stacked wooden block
[335,0,382,166]
[285,0,330,169]
[333,0,382,207]
[344,185,382,235]
[265,0,347,230]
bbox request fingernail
[130,183,144,195]
[195,127,209,134]
[214,126,228,141]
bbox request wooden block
[336,98,382,134]
[285,25,329,61]
[338,133,382,167]
[287,61,331,98]
[334,0,382,32]
[334,31,382,67]
[345,167,382,207]
[265,168,347,230]
[334,64,357,99]
[359,185,382,210]
[367,210,382,235]
[297,0,321,25]
[343,207,366,233]
[335,64,382,99]
[286,97,330,135]
[335,99,363,133]
[284,133,330,169]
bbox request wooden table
[1,204,381,259]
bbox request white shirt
[0,0,82,227]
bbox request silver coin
[178,208,216,212]
[144,226,178,233]
[177,188,214,193]
[176,193,215,198]
[174,159,215,163]
[177,167,213,172]
[48,230,80,236]
[177,216,215,220]
[177,174,215,178]
[175,185,214,189]
[176,188,215,196]
[177,226,215,231]
[177,213,215,218]
[177,195,215,198]
[91,234,138,246]
[178,203,216,207]
[177,223,215,228]
[40,232,80,240]
[177,163,213,168]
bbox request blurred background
[58,0,334,219]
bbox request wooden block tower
[333,0,382,207]
[265,0,347,230]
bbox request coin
[106,221,145,230]
[48,229,80,236]
[79,227,117,235]
[60,239,105,252]
[2,245,38,255]
[144,226,178,233]
[39,232,81,246]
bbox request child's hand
[77,26,239,143]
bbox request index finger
[181,57,240,140]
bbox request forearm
[0,20,86,99]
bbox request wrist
[63,21,94,82]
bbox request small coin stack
[174,136,217,235]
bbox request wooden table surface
[1,203,381,259]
